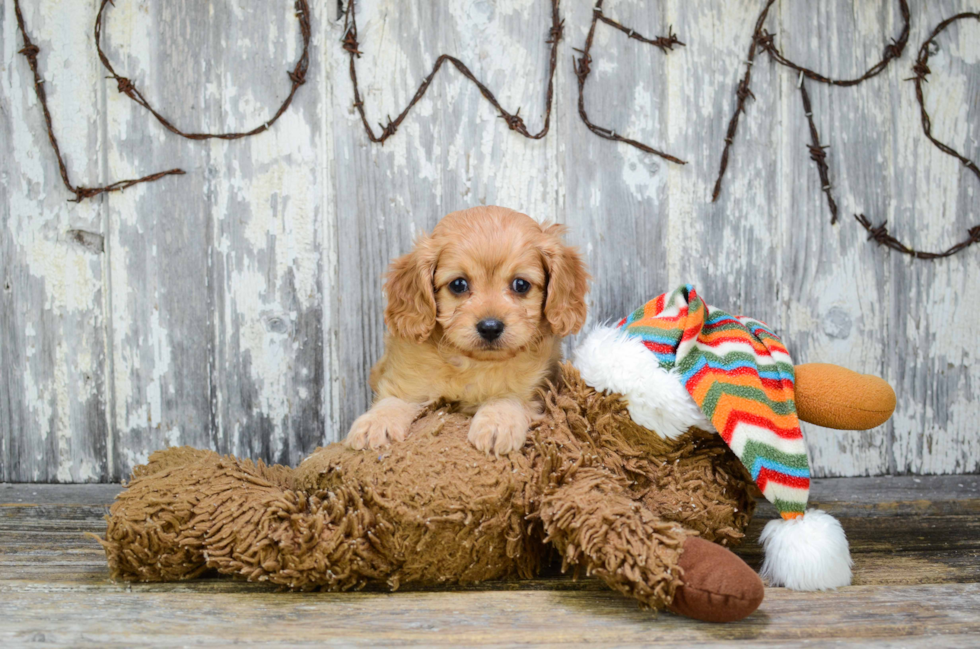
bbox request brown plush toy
[98,360,893,623]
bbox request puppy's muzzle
[476,319,505,342]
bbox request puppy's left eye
[511,278,531,294]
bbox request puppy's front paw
[468,399,531,456]
[345,397,420,450]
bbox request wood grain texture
[1,1,978,481]
[1,586,979,647]
[2,478,980,647]
[1,1,110,482]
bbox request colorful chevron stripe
[618,285,809,519]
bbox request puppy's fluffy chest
[371,334,560,410]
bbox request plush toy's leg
[794,363,896,430]
[538,467,763,622]
[190,468,392,590]
[99,449,392,589]
[98,448,226,582]
[668,537,765,623]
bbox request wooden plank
[4,537,979,591]
[810,475,980,503]
[851,550,980,586]
[0,1,110,482]
[0,584,978,646]
[97,1,335,476]
[0,484,123,506]
[0,508,110,531]
[99,0,216,480]
[884,1,980,475]
[6,514,977,579]
[768,0,980,477]
[201,2,327,467]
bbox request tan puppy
[345,206,589,455]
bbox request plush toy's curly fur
[99,364,756,611]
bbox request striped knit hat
[574,285,852,590]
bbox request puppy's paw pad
[344,414,380,450]
[468,402,530,455]
[344,407,412,450]
[467,416,499,454]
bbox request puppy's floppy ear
[539,223,590,337]
[384,235,440,342]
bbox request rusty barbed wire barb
[94,0,311,141]
[18,43,40,61]
[858,11,980,260]
[735,79,756,103]
[342,26,363,57]
[547,18,565,45]
[500,107,527,132]
[575,0,687,165]
[12,0,183,203]
[573,49,592,80]
[343,0,561,144]
[379,116,398,141]
[114,76,135,95]
[755,29,776,54]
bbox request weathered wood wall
[2,0,978,482]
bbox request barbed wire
[799,79,838,224]
[573,0,686,164]
[705,0,979,261]
[341,0,561,144]
[12,0,184,203]
[14,0,979,262]
[94,0,311,141]
[856,12,980,260]
[711,0,777,203]
[712,0,910,205]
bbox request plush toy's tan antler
[793,364,896,430]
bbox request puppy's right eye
[448,278,469,295]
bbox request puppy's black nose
[476,319,505,342]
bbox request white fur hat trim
[573,325,714,439]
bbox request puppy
[345,206,589,455]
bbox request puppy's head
[384,206,589,358]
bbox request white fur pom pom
[572,326,713,439]
[759,509,853,590]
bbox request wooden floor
[1,476,979,647]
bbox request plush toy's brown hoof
[667,537,764,623]
[794,363,896,430]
